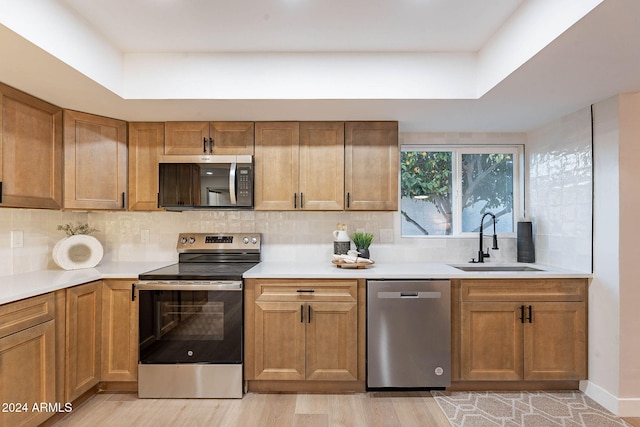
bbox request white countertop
[1,260,590,306]
[0,261,172,305]
[243,261,592,280]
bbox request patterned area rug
[431,390,631,427]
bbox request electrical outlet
[11,230,24,248]
[380,228,394,243]
[141,229,150,244]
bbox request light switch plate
[11,230,24,248]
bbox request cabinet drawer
[461,279,587,302]
[255,279,357,302]
[0,293,55,339]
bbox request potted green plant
[351,232,374,259]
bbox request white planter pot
[52,235,104,270]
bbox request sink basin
[449,265,543,272]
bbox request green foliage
[57,222,98,236]
[400,151,453,218]
[461,153,513,214]
[401,150,515,235]
[401,151,513,216]
[351,232,374,249]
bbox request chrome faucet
[470,212,499,263]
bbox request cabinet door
[523,302,587,380]
[254,122,300,210]
[63,110,127,210]
[345,121,398,211]
[0,83,63,209]
[306,302,357,381]
[460,301,523,381]
[254,301,305,380]
[299,122,344,210]
[128,122,163,211]
[0,320,56,427]
[210,122,254,155]
[66,281,102,402]
[101,280,138,382]
[164,122,209,155]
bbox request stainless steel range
[136,233,260,398]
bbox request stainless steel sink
[449,265,543,272]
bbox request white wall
[583,95,621,412]
[572,93,640,417]
[616,93,640,413]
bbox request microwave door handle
[229,162,237,205]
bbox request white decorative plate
[52,235,104,270]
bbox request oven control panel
[177,233,261,252]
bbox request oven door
[137,281,242,364]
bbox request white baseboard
[581,380,640,417]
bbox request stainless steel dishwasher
[367,280,451,389]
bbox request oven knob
[188,351,193,357]
[180,237,187,244]
[251,237,258,244]
[189,237,196,244]
[243,237,250,244]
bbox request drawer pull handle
[300,305,304,323]
[297,289,315,293]
[527,305,533,323]
[520,305,525,323]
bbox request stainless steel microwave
[158,155,253,210]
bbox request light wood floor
[53,392,451,427]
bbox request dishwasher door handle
[378,291,442,299]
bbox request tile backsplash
[0,208,88,276]
[527,107,593,272]
[0,207,516,277]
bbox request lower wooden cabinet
[65,281,102,402]
[0,295,56,427]
[246,279,359,384]
[101,280,138,382]
[458,279,587,382]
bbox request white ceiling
[1,0,640,132]
[59,0,524,52]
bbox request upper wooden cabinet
[63,110,127,210]
[0,83,63,209]
[299,122,345,210]
[254,122,344,210]
[345,121,398,211]
[254,122,299,210]
[164,121,254,155]
[128,122,163,211]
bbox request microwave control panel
[236,165,253,206]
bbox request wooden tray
[331,259,375,269]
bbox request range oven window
[139,289,242,364]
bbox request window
[400,146,521,237]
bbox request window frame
[399,144,524,238]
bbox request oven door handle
[136,281,242,291]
